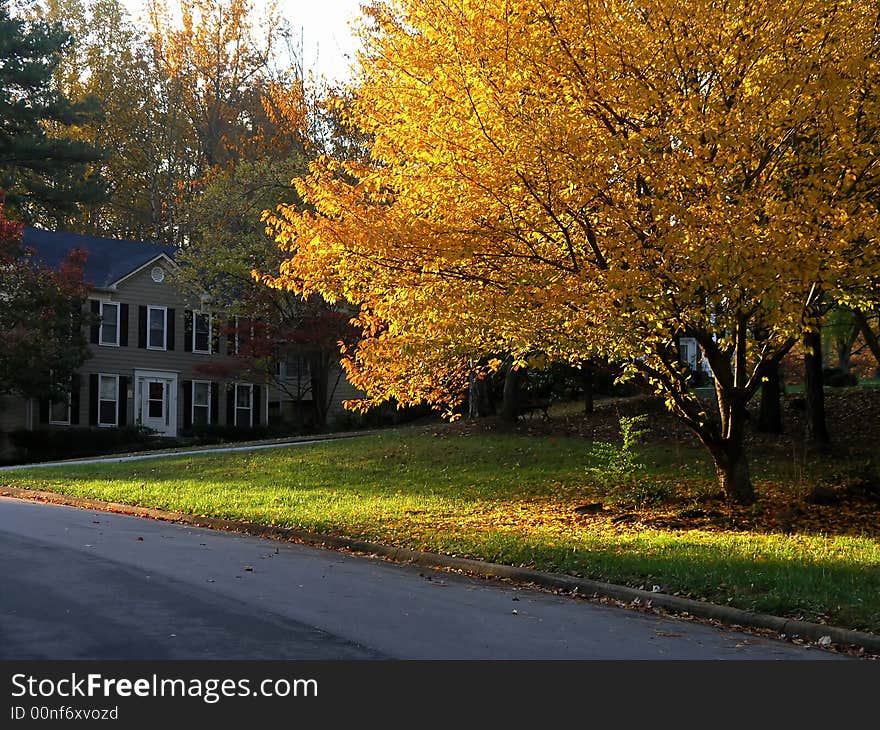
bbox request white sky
[122,0,365,84]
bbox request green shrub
[586,414,672,506]
[330,402,430,431]
[8,426,164,462]
[822,367,858,387]
[587,414,648,481]
[179,423,303,443]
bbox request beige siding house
[1,227,359,446]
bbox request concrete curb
[2,485,878,654]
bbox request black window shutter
[183,380,192,429]
[253,385,261,427]
[211,318,220,355]
[226,386,235,426]
[89,300,100,343]
[88,374,99,425]
[70,374,81,425]
[119,304,129,346]
[167,308,175,350]
[227,319,236,354]
[138,306,147,348]
[118,376,129,426]
[38,398,50,424]
[184,310,193,352]
[210,382,219,424]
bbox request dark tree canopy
[0,0,105,225]
[0,196,93,400]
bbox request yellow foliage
[263,0,880,423]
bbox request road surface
[0,496,836,659]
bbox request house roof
[21,227,177,290]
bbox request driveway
[0,496,838,659]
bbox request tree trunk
[853,309,880,375]
[803,329,830,445]
[582,366,594,415]
[834,319,860,373]
[715,451,754,504]
[837,344,851,373]
[837,331,854,373]
[757,362,782,433]
[713,395,755,504]
[310,352,330,430]
[468,373,492,418]
[500,363,521,423]
[468,375,479,419]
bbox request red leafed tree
[0,194,93,400]
[194,290,357,429]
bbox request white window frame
[48,395,71,425]
[192,379,212,426]
[147,305,167,351]
[98,373,120,427]
[193,311,212,354]
[234,383,253,427]
[145,380,166,422]
[99,300,120,347]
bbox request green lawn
[3,432,879,632]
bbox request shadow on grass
[423,529,880,632]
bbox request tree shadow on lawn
[429,529,880,632]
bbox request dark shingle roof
[21,227,177,289]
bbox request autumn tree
[147,0,294,167]
[264,0,880,504]
[0,195,93,400]
[0,0,104,225]
[27,0,183,240]
[26,0,300,243]
[175,157,356,429]
[165,25,361,429]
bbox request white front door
[135,370,178,436]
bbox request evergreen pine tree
[0,0,105,225]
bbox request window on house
[193,380,211,426]
[678,338,697,370]
[147,381,164,419]
[235,383,252,427]
[285,356,309,379]
[193,312,211,353]
[148,306,166,350]
[49,395,71,425]
[677,340,689,364]
[99,302,119,346]
[98,374,119,426]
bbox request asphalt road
[0,496,837,659]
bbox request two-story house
[0,227,359,447]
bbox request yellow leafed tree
[264,0,880,503]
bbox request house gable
[21,227,177,291]
[109,253,177,289]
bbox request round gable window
[151,266,165,283]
